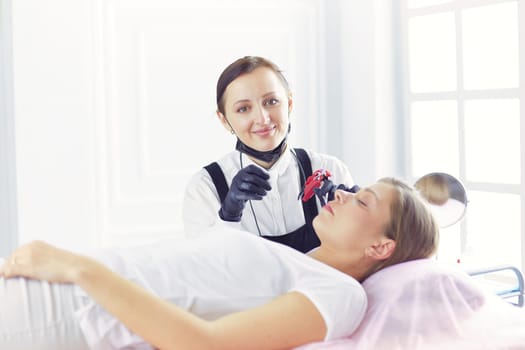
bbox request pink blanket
[296,259,525,349]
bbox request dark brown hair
[216,56,290,114]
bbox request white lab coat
[183,148,355,237]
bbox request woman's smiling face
[218,66,292,152]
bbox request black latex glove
[219,164,272,222]
[329,183,360,200]
[314,181,360,206]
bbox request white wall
[0,0,17,257]
[0,0,400,252]
[339,0,401,184]
[314,0,401,185]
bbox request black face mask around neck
[235,136,288,164]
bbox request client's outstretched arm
[0,241,326,350]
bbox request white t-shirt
[75,228,367,349]
[183,148,355,237]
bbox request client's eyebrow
[363,188,379,202]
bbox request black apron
[204,148,320,253]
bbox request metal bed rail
[468,265,524,307]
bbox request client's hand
[219,164,271,222]
[0,241,85,284]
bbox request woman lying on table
[0,177,438,350]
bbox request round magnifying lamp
[414,172,468,228]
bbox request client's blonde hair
[364,177,439,280]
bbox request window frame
[398,0,525,274]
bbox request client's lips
[323,204,334,215]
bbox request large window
[400,0,524,275]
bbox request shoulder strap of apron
[293,148,319,227]
[204,162,229,204]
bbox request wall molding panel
[90,0,324,246]
[8,0,395,250]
